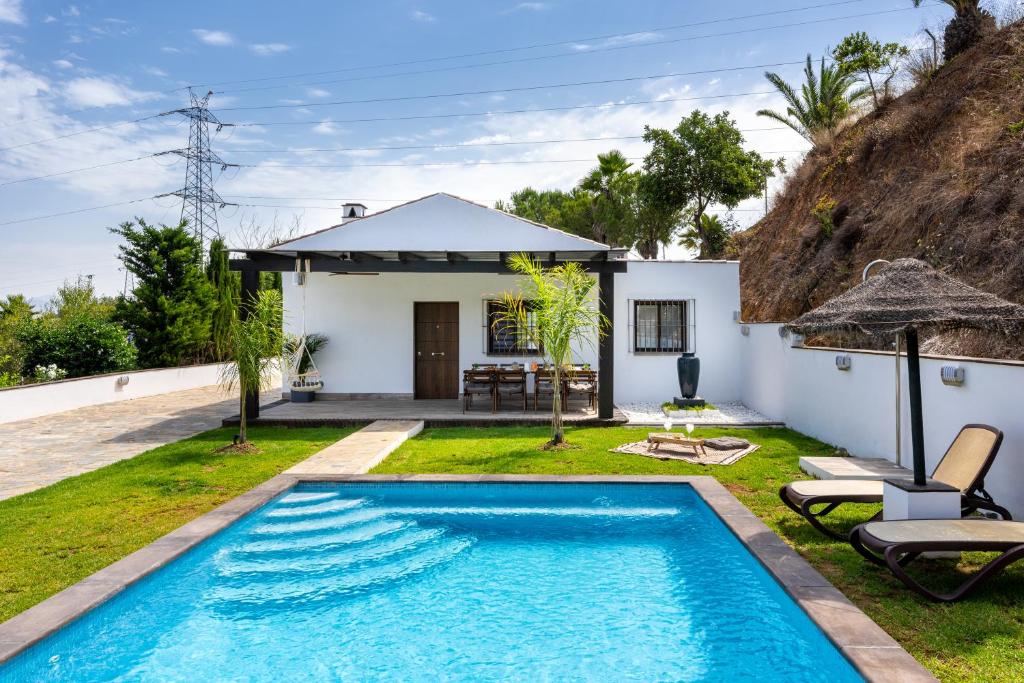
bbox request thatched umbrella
[787,258,1024,486]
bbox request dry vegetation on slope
[737,22,1024,357]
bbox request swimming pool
[1,482,862,681]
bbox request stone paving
[618,401,783,426]
[284,420,424,476]
[0,386,278,502]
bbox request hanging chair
[289,258,325,393]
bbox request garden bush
[18,315,137,379]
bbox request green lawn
[0,425,355,623]
[374,425,1024,683]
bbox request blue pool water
[2,483,862,681]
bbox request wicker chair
[462,369,495,413]
[533,368,558,411]
[563,369,597,411]
[495,367,527,411]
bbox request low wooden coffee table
[647,432,707,457]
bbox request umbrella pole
[894,332,902,468]
[904,327,927,486]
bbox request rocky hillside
[737,21,1024,356]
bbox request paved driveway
[0,386,277,501]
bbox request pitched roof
[270,193,611,253]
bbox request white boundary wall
[740,323,1024,517]
[0,363,232,424]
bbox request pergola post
[239,269,261,421]
[598,271,614,419]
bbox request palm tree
[912,0,994,60]
[579,150,633,244]
[220,289,282,446]
[679,214,734,259]
[757,55,866,149]
[494,254,608,447]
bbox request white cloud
[503,2,547,13]
[312,119,340,135]
[63,5,80,18]
[160,46,182,54]
[192,28,234,46]
[0,0,25,24]
[143,66,168,77]
[410,10,435,22]
[572,32,661,52]
[307,87,330,98]
[43,14,57,23]
[250,42,290,56]
[63,77,158,107]
[53,59,74,69]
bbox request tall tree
[0,294,34,321]
[494,254,607,447]
[207,237,238,362]
[643,111,776,258]
[913,0,994,60]
[579,150,634,246]
[112,219,215,368]
[757,55,867,148]
[832,32,909,108]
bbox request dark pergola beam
[349,251,382,262]
[446,252,467,262]
[398,251,426,262]
[598,271,615,419]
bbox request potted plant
[284,333,328,402]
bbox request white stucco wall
[612,261,742,404]
[740,323,1024,517]
[282,260,743,403]
[0,363,233,425]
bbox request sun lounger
[849,519,1024,601]
[779,424,1011,539]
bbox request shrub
[18,315,137,379]
[812,195,839,236]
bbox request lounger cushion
[787,479,883,499]
[861,519,1024,545]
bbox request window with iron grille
[485,300,542,355]
[631,300,692,353]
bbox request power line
[234,91,780,128]
[217,4,918,96]
[0,115,164,153]
[191,0,873,90]
[0,154,164,188]
[218,59,813,112]
[0,197,157,227]
[221,128,794,154]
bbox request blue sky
[0,0,954,299]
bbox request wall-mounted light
[740,325,750,336]
[116,375,130,387]
[835,354,852,371]
[778,326,790,339]
[940,366,965,386]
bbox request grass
[374,425,1024,683]
[0,425,355,623]
[661,400,718,412]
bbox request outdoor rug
[610,439,760,466]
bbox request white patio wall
[0,363,233,425]
[740,323,1024,517]
[612,261,742,403]
[282,261,744,403]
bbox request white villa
[230,193,743,415]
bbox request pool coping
[0,474,935,682]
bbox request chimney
[340,202,367,224]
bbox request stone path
[0,386,277,502]
[285,420,423,476]
[618,401,782,426]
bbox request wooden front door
[414,302,459,399]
